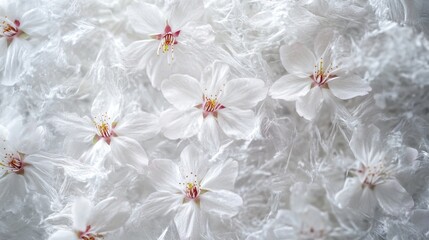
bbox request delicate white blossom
[0,108,62,209]
[0,2,49,86]
[160,62,267,150]
[48,197,130,240]
[124,0,212,89]
[141,145,243,240]
[55,90,160,170]
[335,125,415,217]
[273,205,332,240]
[269,31,371,120]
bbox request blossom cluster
[1,0,429,239]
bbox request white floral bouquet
[1,0,429,239]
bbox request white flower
[160,62,267,150]
[335,125,415,217]
[273,205,332,240]
[55,90,160,170]
[269,31,371,120]
[141,145,243,240]
[0,110,60,209]
[48,197,130,240]
[124,0,212,89]
[0,2,49,86]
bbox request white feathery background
[1,0,429,239]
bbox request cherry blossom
[48,197,130,240]
[0,2,49,86]
[273,205,332,240]
[140,145,243,239]
[55,90,160,170]
[160,62,267,150]
[269,31,371,120]
[335,125,415,217]
[0,109,63,209]
[124,0,212,89]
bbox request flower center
[358,162,390,189]
[179,171,202,200]
[92,113,117,145]
[186,182,200,199]
[0,150,25,174]
[310,58,336,88]
[300,226,325,239]
[196,95,225,118]
[151,21,181,64]
[78,226,103,240]
[0,17,20,38]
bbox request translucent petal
[375,179,414,215]
[200,159,238,191]
[295,86,324,120]
[200,190,243,217]
[89,197,131,233]
[148,159,182,193]
[219,78,267,109]
[174,202,200,240]
[280,43,315,76]
[161,74,202,110]
[269,74,312,101]
[160,108,202,140]
[328,75,371,100]
[217,107,256,139]
[71,197,93,232]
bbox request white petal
[295,86,324,120]
[79,140,111,165]
[114,111,160,142]
[198,114,220,152]
[0,38,7,70]
[401,147,418,166]
[202,62,230,94]
[89,197,131,233]
[280,43,315,76]
[200,190,242,217]
[54,114,95,143]
[200,159,238,191]
[314,29,334,58]
[110,136,148,168]
[359,187,377,217]
[123,40,157,70]
[217,107,256,139]
[23,158,58,201]
[375,179,414,215]
[335,178,363,210]
[0,174,26,209]
[141,191,183,217]
[174,202,201,240]
[219,78,267,109]
[48,230,79,240]
[335,178,381,217]
[273,226,295,239]
[169,0,204,29]
[161,74,202,110]
[127,2,165,35]
[349,125,383,165]
[328,75,371,100]
[269,74,312,101]
[146,45,201,89]
[72,197,93,232]
[180,144,205,177]
[19,9,49,37]
[160,108,202,140]
[148,159,182,193]
[91,90,121,122]
[1,38,26,86]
